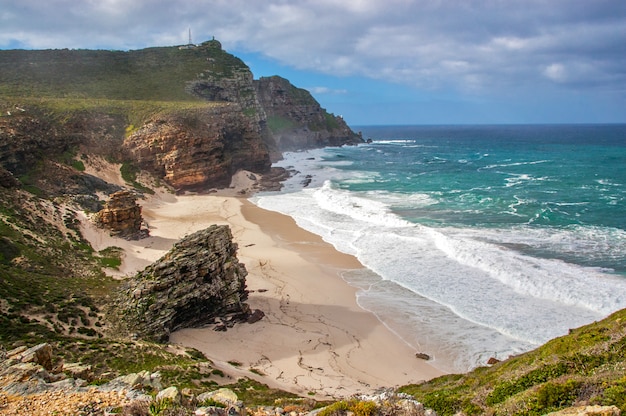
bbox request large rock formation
[255,76,363,151]
[123,106,271,191]
[115,225,250,342]
[94,190,145,239]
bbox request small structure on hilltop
[178,28,197,49]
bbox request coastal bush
[598,376,626,411]
[485,362,569,405]
[98,247,123,269]
[149,398,173,415]
[526,379,581,414]
[223,378,299,406]
[318,400,377,416]
[199,398,226,408]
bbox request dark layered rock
[115,225,250,342]
[94,190,145,239]
[123,106,271,191]
[255,76,363,152]
[0,166,18,188]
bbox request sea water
[250,124,626,373]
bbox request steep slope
[255,76,362,151]
[401,308,626,415]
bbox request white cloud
[309,86,348,95]
[544,63,567,83]
[0,0,624,98]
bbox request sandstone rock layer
[116,225,249,342]
[94,190,145,239]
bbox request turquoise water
[252,124,626,372]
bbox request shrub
[529,379,581,414]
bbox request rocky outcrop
[115,225,251,342]
[94,190,146,239]
[0,166,18,188]
[0,343,312,416]
[546,406,621,415]
[255,75,363,152]
[123,106,271,191]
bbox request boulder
[94,190,146,239]
[197,388,239,406]
[17,343,53,370]
[63,363,93,381]
[247,309,265,324]
[156,386,182,404]
[116,225,250,342]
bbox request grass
[266,115,296,133]
[399,308,626,415]
[0,40,248,102]
[97,247,123,269]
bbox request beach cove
[79,172,444,399]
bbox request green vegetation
[400,308,626,415]
[317,399,379,416]
[0,40,247,101]
[97,247,123,269]
[266,115,296,133]
[1,96,219,134]
[310,111,341,132]
[286,83,318,106]
[223,378,299,406]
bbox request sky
[1,0,625,126]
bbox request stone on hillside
[6,346,28,358]
[94,190,146,239]
[63,363,93,381]
[156,386,181,404]
[17,343,53,370]
[0,166,19,188]
[197,388,239,406]
[103,370,162,392]
[487,357,501,365]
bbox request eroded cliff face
[123,106,271,191]
[255,76,363,152]
[114,225,250,342]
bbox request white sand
[79,172,444,399]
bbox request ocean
[250,124,626,373]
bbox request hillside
[0,39,362,157]
[400,308,625,415]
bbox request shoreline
[79,176,444,399]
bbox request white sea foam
[252,179,626,372]
[251,145,626,372]
[482,159,551,170]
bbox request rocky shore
[0,343,440,416]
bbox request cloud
[308,86,348,95]
[1,0,625,100]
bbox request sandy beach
[79,172,444,399]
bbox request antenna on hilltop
[179,28,196,49]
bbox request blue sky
[1,0,625,126]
